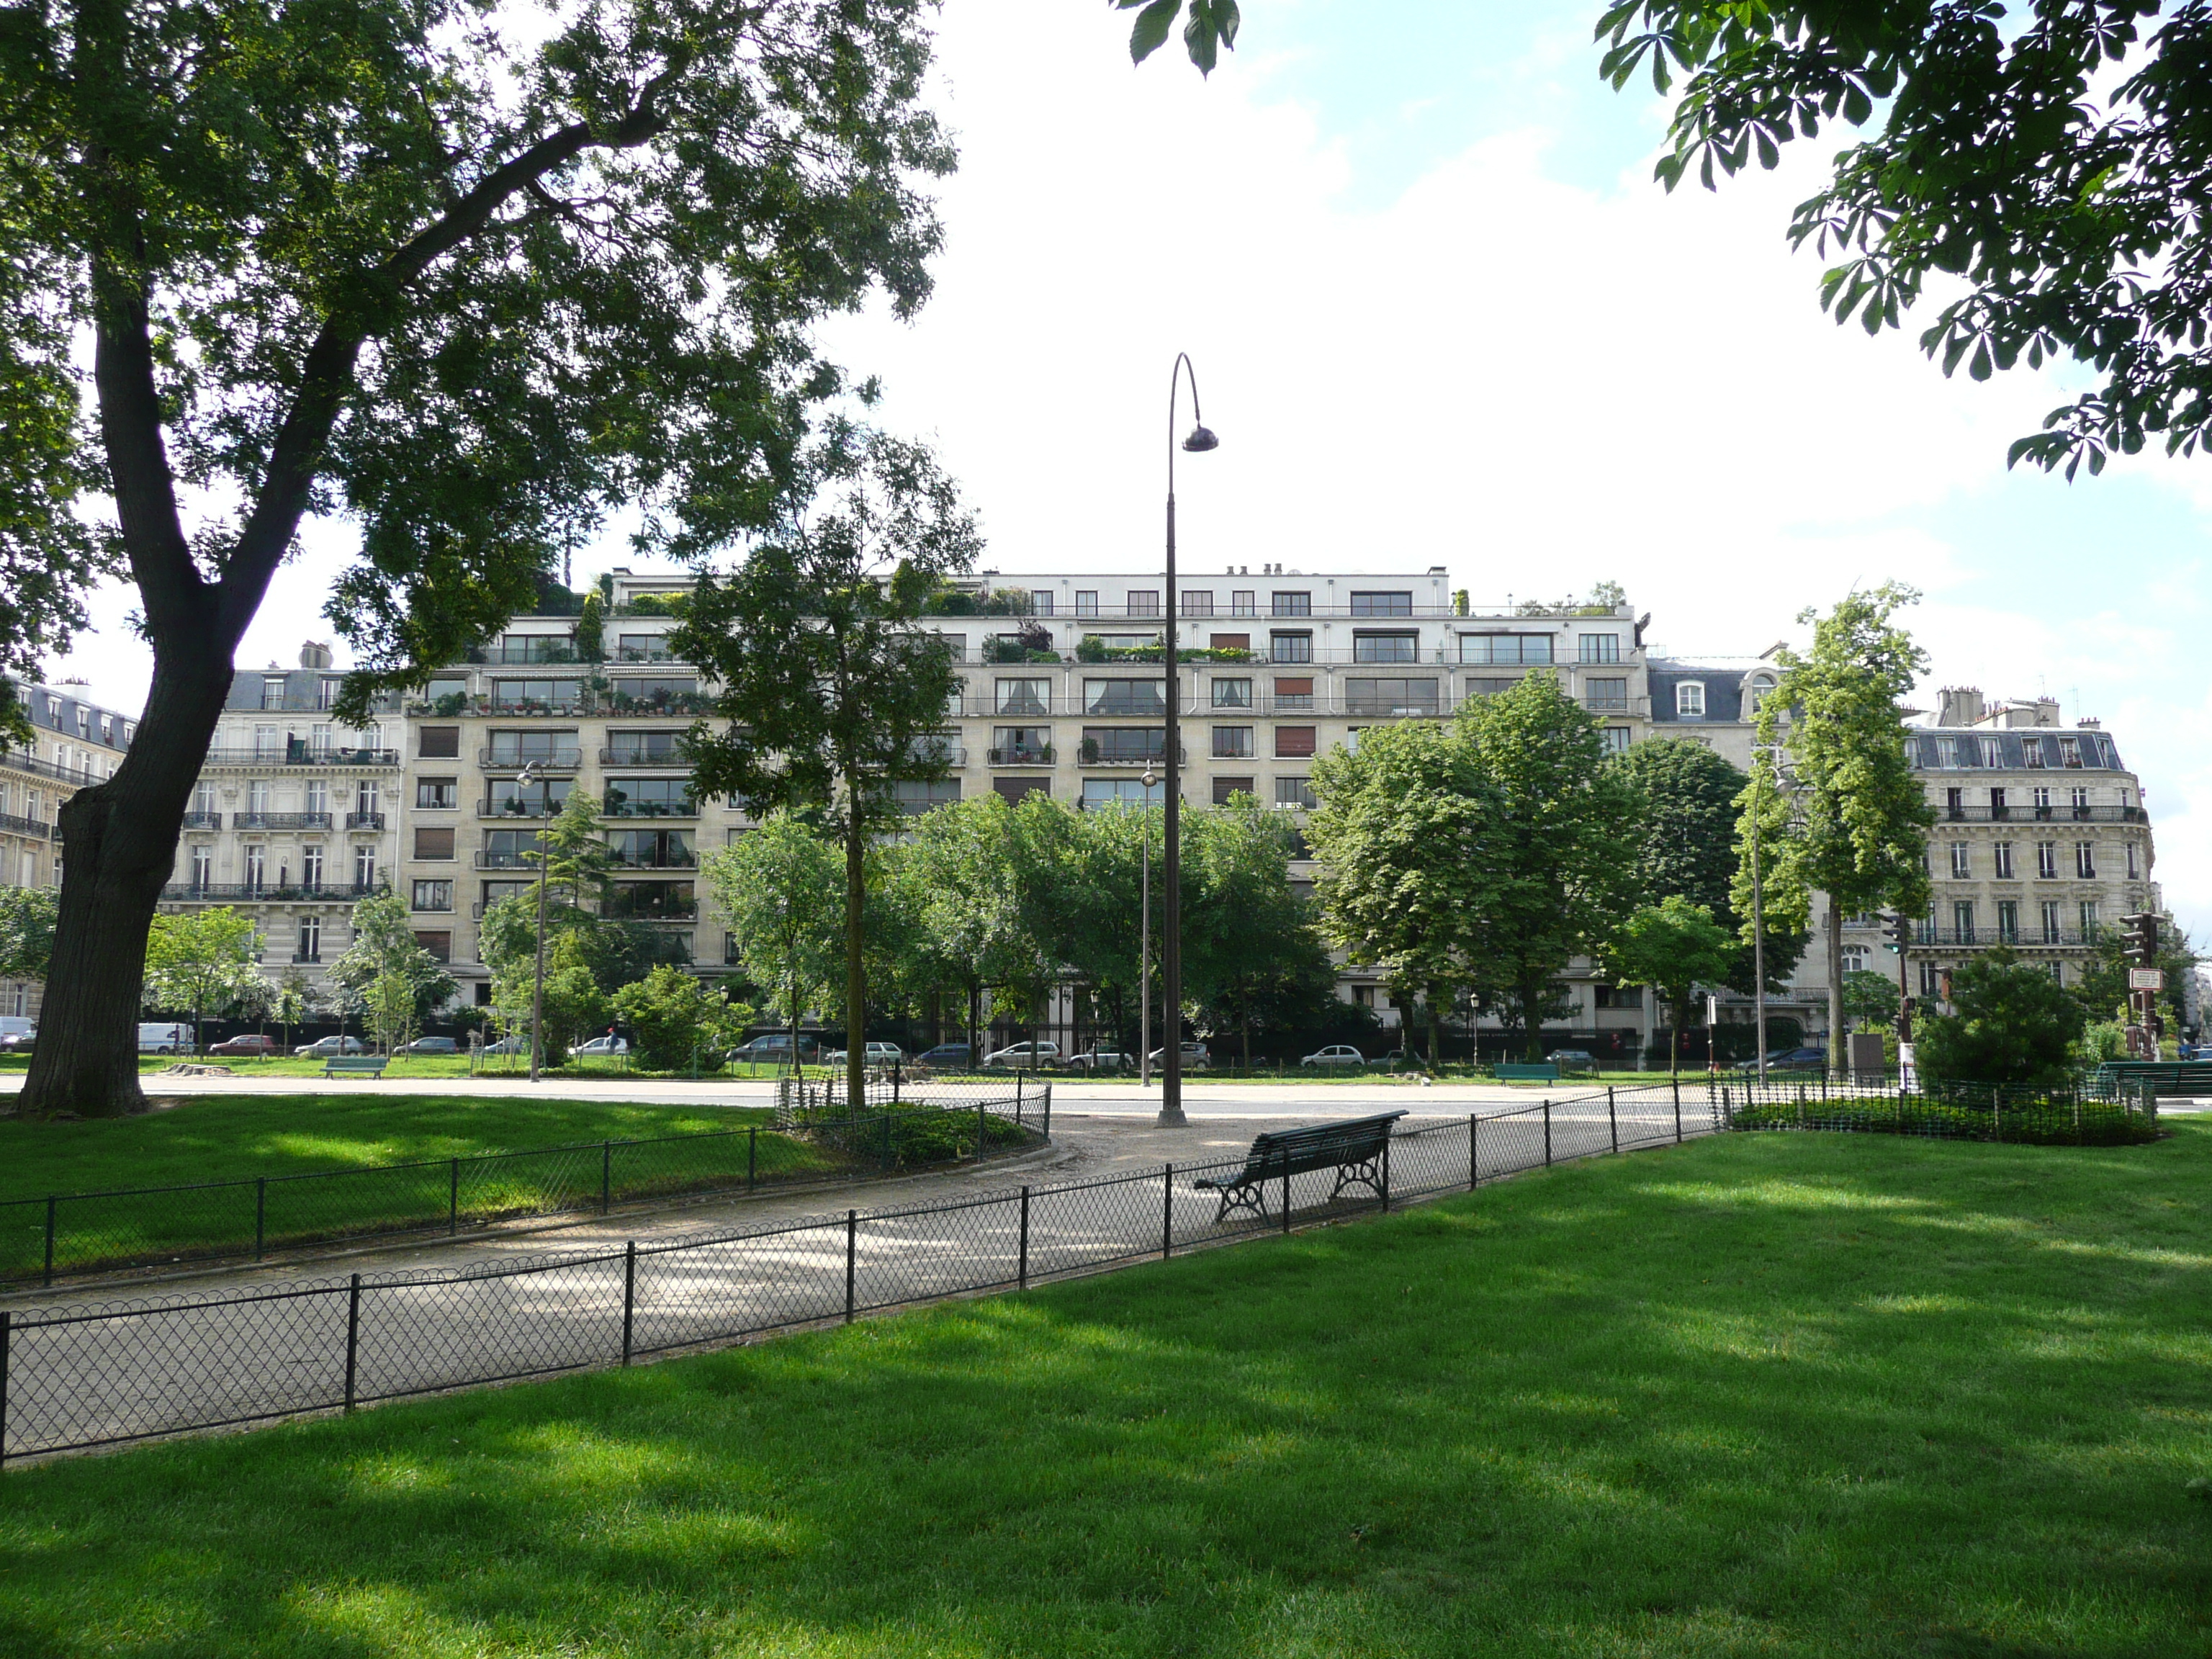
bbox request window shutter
[1272,677,1313,696]
[1212,777,1254,805]
[419,726,461,759]
[993,778,1047,804]
[414,827,456,860]
[1210,633,1250,651]
[1274,727,1317,758]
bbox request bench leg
[1326,1158,1385,1204]
[1211,1183,1265,1226]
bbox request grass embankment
[5,1125,2208,1656]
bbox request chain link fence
[0,1082,1049,1287]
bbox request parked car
[1732,1046,1827,1073]
[480,1033,531,1056]
[408,1035,460,1055]
[984,1040,1060,1068]
[821,1041,903,1067]
[293,1035,366,1057]
[208,1033,281,1057]
[728,1033,822,1063]
[1146,1042,1211,1071]
[1546,1048,1599,1074]
[1067,1048,1134,1072]
[138,1022,192,1054]
[1300,1044,1367,1068]
[0,1022,35,1055]
[573,1034,629,1056]
[910,1042,974,1069]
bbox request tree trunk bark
[845,807,866,1115]
[19,654,233,1118]
[1825,897,1845,1079]
[1521,979,1547,1063]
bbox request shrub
[611,966,737,1071]
[1915,947,2084,1087]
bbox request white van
[0,1017,33,1043]
[138,1022,192,1054]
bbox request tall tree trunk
[1521,977,1547,1063]
[845,808,866,1115]
[19,654,233,1118]
[1825,897,1845,1079]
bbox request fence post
[621,1241,637,1366]
[845,1210,857,1323]
[747,1125,757,1192]
[254,1177,267,1262]
[892,1058,902,1107]
[1673,1082,1683,1143]
[1281,1147,1292,1234]
[0,1307,10,1470]
[343,1274,361,1413]
[1163,1164,1174,1259]
[882,1109,892,1171]
[601,1141,613,1216]
[1019,1187,1030,1290]
[1608,1087,1618,1154]
[42,1195,55,1288]
[977,1097,987,1159]
[1543,1100,1552,1168]
[449,1158,459,1236]
[1380,1133,1392,1213]
[1469,1114,1479,1190]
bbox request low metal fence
[1714,1070,2159,1146]
[0,1082,1049,1287]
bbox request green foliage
[328,891,455,1049]
[142,909,267,1047]
[1180,797,1332,1067]
[1119,0,1241,73]
[1915,948,2085,1089]
[0,884,59,981]
[701,814,847,1030]
[1601,897,1736,1078]
[575,593,606,664]
[1594,1,2212,478]
[883,795,1053,1047]
[2069,923,2197,1030]
[1840,969,1901,1033]
[611,966,742,1072]
[2079,1021,2127,1065]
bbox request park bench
[323,1056,389,1079]
[2095,1061,2212,1097]
[1493,1063,1558,1082]
[1193,1111,1406,1223]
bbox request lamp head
[1143,767,1157,790]
[1182,423,1219,454]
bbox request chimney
[1936,685,1985,727]
[299,640,333,670]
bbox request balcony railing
[480,747,583,769]
[1345,698,1447,718]
[474,850,542,869]
[180,811,222,830]
[292,952,323,964]
[0,749,108,786]
[200,745,400,768]
[607,853,698,871]
[0,811,50,839]
[1909,927,2102,949]
[986,745,1055,767]
[469,640,577,665]
[161,882,388,902]
[1078,742,1187,768]
[1933,804,2147,823]
[598,747,690,768]
[602,800,699,819]
[606,899,698,921]
[346,811,386,830]
[478,801,564,818]
[233,811,333,830]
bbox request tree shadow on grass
[2,1130,2208,1658]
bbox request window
[487,729,577,765]
[248,779,271,814]
[2032,786,2052,811]
[1993,841,2014,879]
[2046,961,2065,986]
[189,846,212,889]
[2036,840,2058,878]
[1274,776,1317,810]
[1352,630,1419,664]
[1459,634,1553,665]
[2126,840,2141,881]
[992,727,1051,765]
[481,879,531,912]
[1209,632,1251,652]
[1745,675,1774,715]
[1953,901,1977,943]
[253,724,282,758]
[2080,899,2100,937]
[892,779,961,814]
[606,729,686,763]
[1988,786,2008,817]
[2041,901,2062,943]
[1463,677,1518,698]
[1269,631,1313,664]
[1601,728,1632,755]
[1841,945,1871,975]
[354,845,377,888]
[993,778,1049,804]
[413,826,456,861]
[1996,899,2020,943]
[413,931,452,963]
[1082,680,1166,716]
[1593,984,1642,1009]
[301,846,324,888]
[412,878,454,912]
[1126,589,1160,616]
[297,917,321,963]
[492,678,579,709]
[1578,633,1621,663]
[1231,590,1256,616]
[480,830,537,868]
[1212,727,1253,758]
[2059,736,2082,767]
[1182,590,1213,617]
[1212,777,1254,805]
[608,829,693,868]
[1075,590,1099,616]
[261,675,287,709]
[609,676,696,707]
[488,776,571,817]
[1274,726,1317,758]
[1344,678,1440,716]
[1982,737,2001,768]
[1272,677,1314,710]
[193,783,217,817]
[602,777,695,817]
[1945,787,1964,819]
[416,778,457,809]
[1676,681,1707,718]
[1212,678,1253,709]
[1082,727,1166,763]
[1920,961,1944,998]
[419,725,461,760]
[2074,842,2096,878]
[243,845,266,890]
[1349,591,1413,616]
[994,678,1051,716]
[1082,778,1162,809]
[2025,739,2047,768]
[1585,677,1628,711]
[1272,591,1311,616]
[1949,842,1970,878]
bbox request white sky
[46,0,2211,938]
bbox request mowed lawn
[4,1126,2208,1657]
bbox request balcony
[161,882,387,902]
[612,644,680,663]
[1581,695,1650,716]
[292,952,323,964]
[607,852,698,871]
[478,799,566,819]
[474,850,541,870]
[1078,739,1185,768]
[480,747,583,770]
[0,811,50,839]
[987,745,1056,767]
[469,639,577,665]
[598,746,690,768]
[1909,927,2100,949]
[1934,804,2147,823]
[346,811,385,830]
[1344,697,1446,718]
[607,896,698,921]
[601,799,698,819]
[482,699,591,717]
[200,742,400,768]
[233,811,333,830]
[180,811,221,830]
[1,749,108,786]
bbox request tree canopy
[1915,947,2084,1088]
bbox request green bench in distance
[323,1056,390,1079]
[1493,1063,1560,1083]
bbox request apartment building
[157,645,403,998]
[1,680,135,1019]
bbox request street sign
[2129,968,2165,991]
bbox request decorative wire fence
[0,1081,1050,1287]
[0,1074,2166,1464]
[1714,1070,2160,1146]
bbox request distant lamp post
[1160,353,1218,1128]
[1140,763,1156,1089]
[517,762,551,1082]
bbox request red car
[208,1033,282,1057]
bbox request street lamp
[517,761,551,1083]
[1160,352,1218,1128]
[1140,763,1155,1089]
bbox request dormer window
[1745,675,1774,714]
[1676,680,1706,718]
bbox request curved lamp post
[1160,353,1218,1128]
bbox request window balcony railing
[233,811,333,830]
[345,811,386,830]
[613,645,680,663]
[1,749,109,786]
[1077,740,1187,767]
[482,699,592,717]
[598,747,690,768]
[161,882,388,902]
[199,745,400,768]
[601,800,699,819]
[1908,927,2100,949]
[473,850,542,870]
[0,811,51,839]
[606,898,699,921]
[179,811,222,831]
[478,800,565,818]
[1934,804,2146,823]
[1344,698,1446,718]
[468,640,577,665]
[292,952,323,964]
[986,745,1055,767]
[480,747,583,770]
[606,853,698,871]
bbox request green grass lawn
[5,1125,2207,1656]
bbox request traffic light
[2121,912,2162,966]
[1882,912,1910,954]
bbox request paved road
[3,1092,1706,1460]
